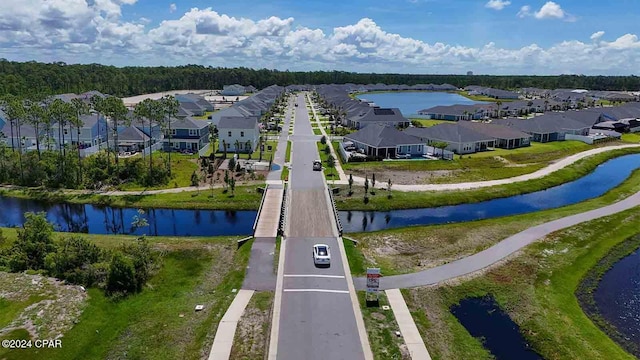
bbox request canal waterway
[0,196,257,236]
[340,153,640,233]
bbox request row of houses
[314,84,410,129]
[214,85,284,153]
[342,102,640,158]
[463,86,520,99]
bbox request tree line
[1,59,639,97]
[0,94,183,189]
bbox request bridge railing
[327,187,343,236]
[278,184,288,236]
[252,184,269,233]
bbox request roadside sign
[366,268,381,292]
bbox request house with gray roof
[346,107,409,129]
[221,84,246,96]
[179,101,205,117]
[417,105,487,121]
[494,114,590,142]
[176,94,214,112]
[457,121,531,149]
[163,117,210,152]
[404,123,496,154]
[343,124,424,159]
[117,126,150,152]
[217,116,260,154]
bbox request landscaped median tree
[364,175,369,203]
[348,174,354,195]
[387,179,393,199]
[371,173,376,194]
[326,154,335,181]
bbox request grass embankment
[0,232,252,360]
[576,235,640,357]
[0,185,263,211]
[230,291,273,360]
[402,207,640,360]
[358,292,407,360]
[346,164,640,276]
[335,147,640,211]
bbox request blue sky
[0,0,639,75]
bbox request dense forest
[1,59,639,97]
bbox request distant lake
[355,92,487,117]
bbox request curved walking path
[341,144,640,191]
[354,190,640,290]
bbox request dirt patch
[493,156,532,168]
[230,292,273,360]
[346,168,457,185]
[0,272,87,340]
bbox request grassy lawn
[230,291,273,360]
[410,119,451,127]
[346,161,640,276]
[342,140,593,176]
[455,90,515,102]
[0,185,263,210]
[313,128,323,135]
[402,207,640,360]
[622,133,640,143]
[281,166,289,181]
[335,147,640,211]
[0,232,251,360]
[358,292,407,360]
[285,141,292,162]
[118,152,200,191]
[192,111,214,120]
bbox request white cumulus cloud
[534,1,565,19]
[485,0,511,11]
[169,3,176,13]
[517,5,531,18]
[0,3,638,75]
[590,31,605,41]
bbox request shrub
[8,212,55,272]
[45,236,106,286]
[106,252,137,296]
[320,135,327,145]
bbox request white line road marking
[283,289,350,294]
[284,274,345,279]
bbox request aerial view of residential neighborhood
[1,0,640,359]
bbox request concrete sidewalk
[208,289,255,360]
[385,289,432,360]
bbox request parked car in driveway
[313,244,331,266]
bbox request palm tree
[103,96,128,165]
[495,101,503,118]
[234,139,241,155]
[2,97,26,183]
[134,98,157,175]
[25,99,45,159]
[70,98,89,185]
[160,95,179,176]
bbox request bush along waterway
[0,196,256,236]
[450,296,541,360]
[577,234,640,357]
[340,153,640,232]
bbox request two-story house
[163,117,210,152]
[217,116,259,153]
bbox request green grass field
[0,185,264,210]
[0,232,251,360]
[336,147,640,211]
[402,207,640,360]
[409,119,451,127]
[346,163,640,276]
[118,152,200,191]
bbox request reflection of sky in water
[0,198,256,236]
[595,250,640,347]
[341,154,640,233]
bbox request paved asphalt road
[354,189,640,290]
[275,94,366,360]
